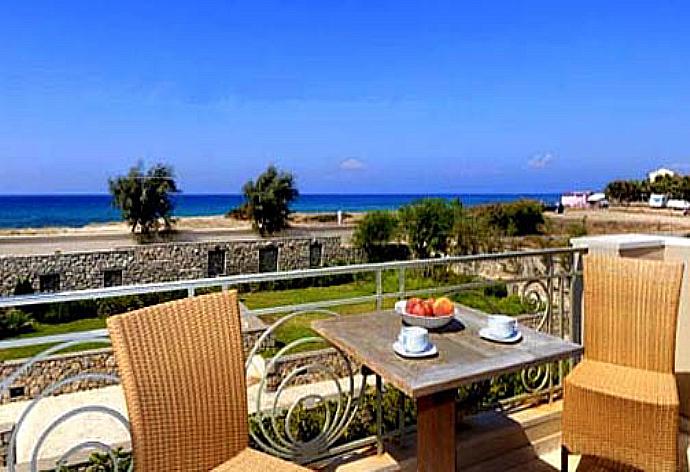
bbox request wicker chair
[107,291,309,471]
[562,255,684,472]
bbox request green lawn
[242,273,534,356]
[0,317,106,361]
[0,272,534,361]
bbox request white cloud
[527,152,554,169]
[339,158,366,171]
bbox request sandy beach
[2,205,690,257]
[4,205,690,238]
[0,212,363,237]
[546,206,690,235]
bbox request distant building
[560,191,591,208]
[647,167,676,182]
[649,193,669,208]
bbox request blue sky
[1,1,689,194]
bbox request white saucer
[392,341,438,358]
[479,328,523,344]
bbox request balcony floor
[325,402,690,472]
[3,388,688,471]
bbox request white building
[649,193,669,208]
[647,167,676,182]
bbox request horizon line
[0,191,564,197]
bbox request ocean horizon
[0,193,560,229]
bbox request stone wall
[0,423,12,467]
[1,343,355,404]
[0,309,272,405]
[0,349,119,405]
[0,236,363,296]
[265,348,362,391]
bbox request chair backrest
[583,255,684,372]
[107,291,248,471]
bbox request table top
[312,306,583,398]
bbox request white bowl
[394,300,456,329]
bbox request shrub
[566,217,588,237]
[31,300,98,324]
[59,448,132,472]
[249,386,415,450]
[353,210,400,262]
[13,278,34,296]
[242,165,299,236]
[483,283,508,298]
[399,198,458,258]
[453,208,503,255]
[96,296,146,317]
[226,204,250,220]
[0,309,34,338]
[483,199,544,236]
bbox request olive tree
[242,165,299,236]
[109,163,179,234]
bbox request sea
[0,194,560,229]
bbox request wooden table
[312,307,583,472]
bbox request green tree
[605,180,630,203]
[398,198,457,258]
[353,210,399,262]
[650,174,681,197]
[605,179,648,203]
[109,163,179,234]
[242,165,299,236]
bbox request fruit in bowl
[405,297,454,317]
[397,297,456,329]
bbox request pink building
[560,191,591,208]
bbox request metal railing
[0,246,585,470]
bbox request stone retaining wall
[0,236,363,296]
[0,344,355,404]
[0,349,119,405]
[265,348,362,391]
[0,423,12,467]
[0,319,274,405]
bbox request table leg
[397,392,405,446]
[376,374,383,455]
[417,390,456,472]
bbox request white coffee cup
[398,326,429,353]
[487,315,518,339]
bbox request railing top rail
[0,247,585,309]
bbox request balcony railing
[0,246,585,470]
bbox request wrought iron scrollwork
[0,337,132,472]
[246,310,367,464]
[518,274,557,396]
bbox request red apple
[411,303,426,316]
[406,298,422,313]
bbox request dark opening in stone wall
[208,249,226,277]
[103,269,124,287]
[259,246,279,273]
[309,242,323,268]
[39,273,60,293]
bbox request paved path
[0,226,353,256]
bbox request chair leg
[560,445,568,472]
